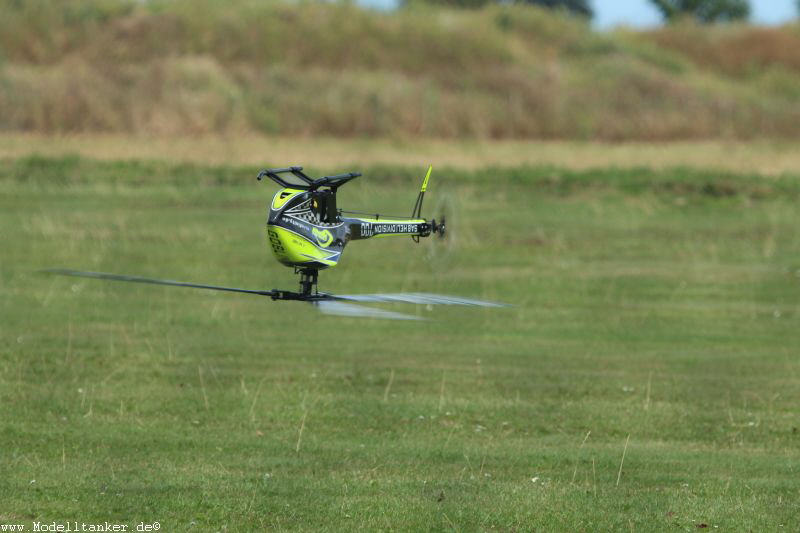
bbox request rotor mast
[297,268,319,297]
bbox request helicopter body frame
[262,166,436,272]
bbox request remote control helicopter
[45,166,506,319]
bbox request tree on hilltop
[649,0,750,23]
[522,0,593,18]
[408,0,593,18]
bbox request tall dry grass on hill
[1,0,799,140]
[645,24,800,78]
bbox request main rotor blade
[314,300,422,320]
[42,269,277,297]
[333,292,508,307]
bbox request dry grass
[0,1,799,140]
[645,23,800,78]
[2,134,800,175]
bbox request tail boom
[347,218,431,239]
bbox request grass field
[1,156,799,530]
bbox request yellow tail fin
[420,165,432,192]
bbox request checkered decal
[284,199,339,227]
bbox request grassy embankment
[1,0,800,140]
[1,156,799,529]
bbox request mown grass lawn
[1,157,798,531]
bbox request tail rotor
[431,216,446,238]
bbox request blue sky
[594,0,797,28]
[359,0,798,28]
